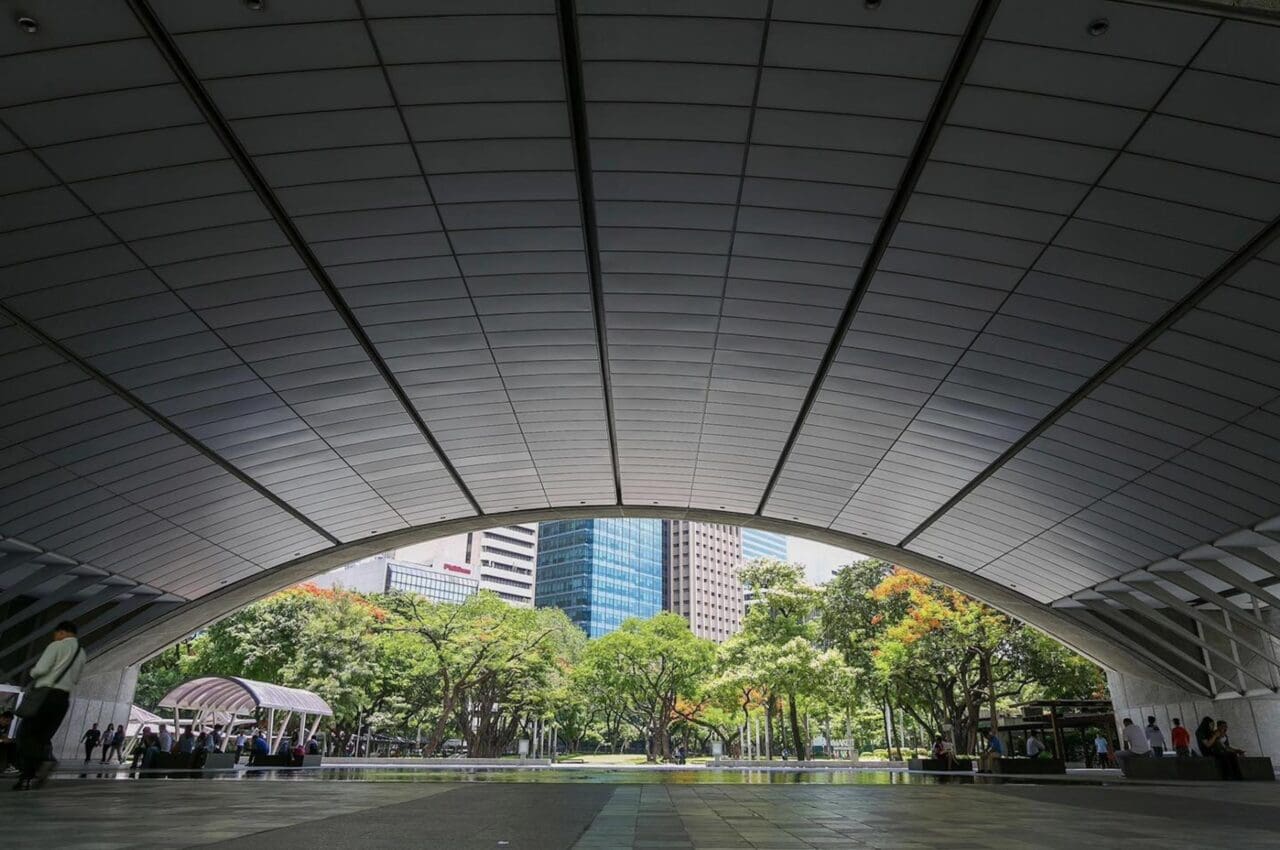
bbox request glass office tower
[741,528,788,562]
[535,518,663,637]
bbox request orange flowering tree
[867,567,1101,754]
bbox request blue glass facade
[535,518,663,637]
[741,528,788,562]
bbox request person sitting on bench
[1026,732,1047,759]
[979,729,1004,772]
[1207,720,1245,780]
[1116,718,1152,772]
[931,735,958,769]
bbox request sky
[786,536,867,586]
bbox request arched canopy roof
[2,0,1280,699]
[159,676,334,717]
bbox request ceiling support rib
[1129,580,1276,666]
[1154,569,1280,645]
[1084,595,1249,693]
[0,582,136,662]
[127,0,484,518]
[900,214,1280,550]
[1219,543,1280,581]
[0,562,83,609]
[555,0,623,505]
[1063,604,1214,696]
[0,574,104,635]
[1108,585,1280,690]
[74,593,163,649]
[1185,557,1280,611]
[754,0,1002,517]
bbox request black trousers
[17,689,71,780]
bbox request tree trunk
[787,694,804,761]
[980,650,998,738]
[764,695,775,760]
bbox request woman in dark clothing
[1194,717,1217,755]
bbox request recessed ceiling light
[1087,17,1109,36]
[16,15,37,33]
[865,0,882,9]
[244,0,265,11]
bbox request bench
[247,753,322,768]
[1122,755,1274,781]
[907,757,973,772]
[993,757,1065,775]
[150,751,238,770]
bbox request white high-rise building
[664,521,744,642]
[396,523,538,607]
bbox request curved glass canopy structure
[2,0,1280,701]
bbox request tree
[134,584,388,728]
[384,591,581,757]
[576,613,714,761]
[736,558,856,759]
[868,568,1105,754]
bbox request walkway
[4,770,1278,848]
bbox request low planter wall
[323,756,552,767]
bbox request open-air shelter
[159,677,333,753]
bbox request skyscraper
[397,523,537,606]
[664,521,744,642]
[741,528,788,562]
[535,518,663,637]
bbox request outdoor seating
[992,757,1065,775]
[907,757,973,772]
[159,676,332,769]
[1121,755,1274,781]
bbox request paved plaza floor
[3,768,1278,849]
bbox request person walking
[105,724,125,764]
[1144,716,1167,758]
[80,723,101,763]
[100,723,115,763]
[13,621,86,790]
[233,730,247,764]
[1093,731,1110,767]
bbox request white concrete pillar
[51,663,139,761]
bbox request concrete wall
[1107,669,1280,761]
[50,664,139,762]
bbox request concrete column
[51,663,139,761]
[1107,668,1280,761]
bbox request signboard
[442,562,473,575]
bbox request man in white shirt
[15,621,85,790]
[1116,718,1152,774]
[157,724,174,754]
[1026,732,1046,758]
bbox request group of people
[79,722,126,764]
[125,724,322,768]
[128,723,228,769]
[1112,715,1247,776]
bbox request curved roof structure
[159,676,334,716]
[2,0,1280,698]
